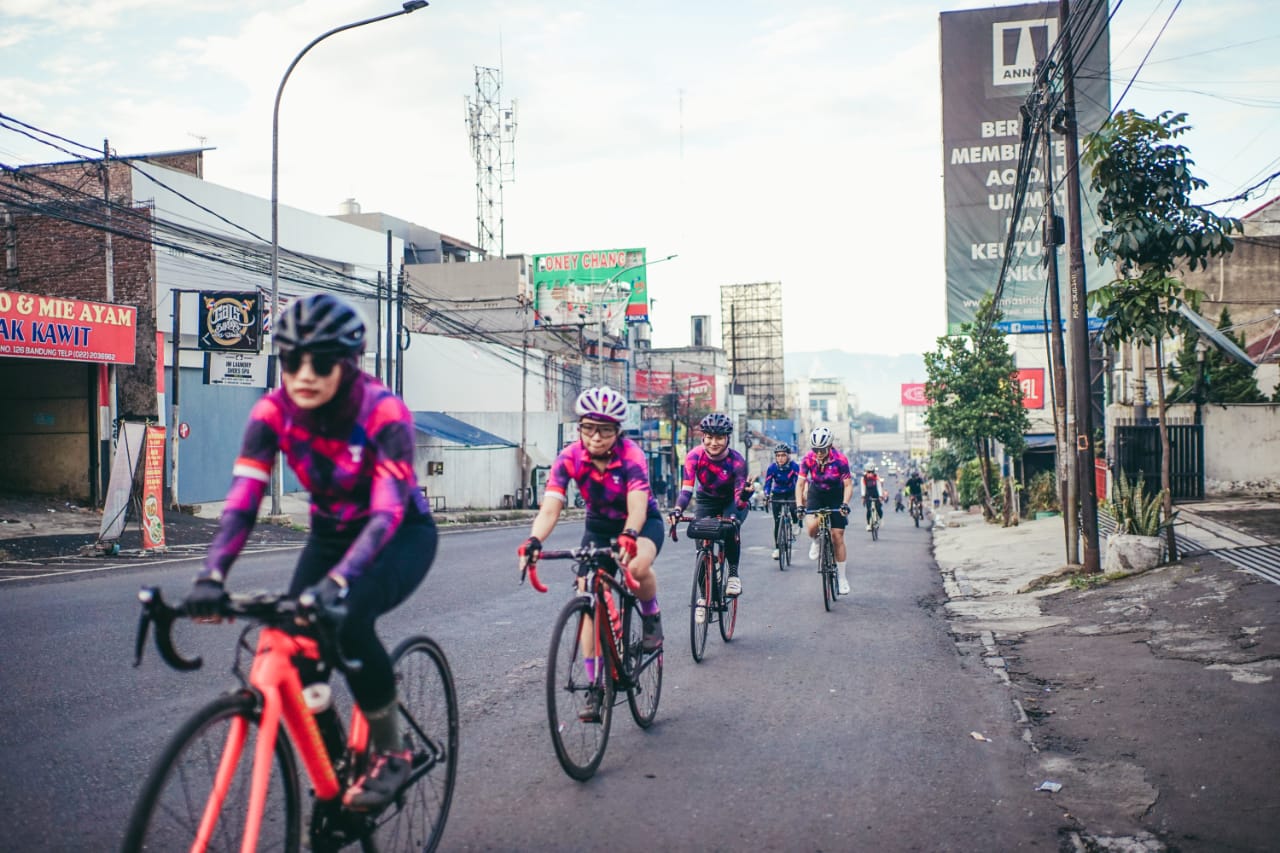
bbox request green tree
[923,294,1029,522]
[1083,109,1241,559]
[1168,308,1265,404]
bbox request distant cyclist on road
[763,443,801,560]
[669,413,751,596]
[184,293,437,812]
[862,464,887,530]
[797,426,854,594]
[905,469,925,515]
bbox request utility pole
[519,292,529,508]
[1039,95,1078,564]
[386,230,394,383]
[100,139,117,507]
[395,264,405,395]
[1059,0,1101,573]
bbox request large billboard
[531,248,649,333]
[940,3,1110,334]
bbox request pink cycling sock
[639,596,660,616]
[584,657,598,681]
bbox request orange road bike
[523,544,663,781]
[123,587,458,853]
[668,514,739,662]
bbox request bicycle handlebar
[521,544,640,594]
[133,586,363,675]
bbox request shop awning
[1178,305,1257,368]
[412,412,516,447]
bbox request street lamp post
[595,253,677,386]
[268,0,428,515]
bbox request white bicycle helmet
[809,426,833,450]
[574,386,628,423]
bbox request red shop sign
[0,289,137,364]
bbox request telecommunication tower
[465,66,517,257]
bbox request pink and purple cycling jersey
[676,445,748,509]
[799,448,852,493]
[201,372,429,584]
[544,437,658,522]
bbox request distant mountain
[785,350,928,417]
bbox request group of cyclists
[182,292,930,809]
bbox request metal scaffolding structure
[720,282,785,418]
[465,66,517,257]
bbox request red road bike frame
[196,628,369,853]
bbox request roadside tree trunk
[1154,339,1178,560]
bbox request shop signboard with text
[0,289,137,364]
[634,369,716,409]
[532,248,649,331]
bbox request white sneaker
[695,599,706,624]
[866,523,872,531]
[725,576,742,596]
[809,539,820,560]
[838,573,850,595]
[771,548,780,559]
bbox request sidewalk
[933,500,1280,852]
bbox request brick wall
[3,159,158,417]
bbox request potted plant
[1100,470,1173,572]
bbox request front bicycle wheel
[783,517,794,567]
[821,534,835,612]
[546,596,613,781]
[689,551,712,663]
[871,510,880,541]
[775,517,787,572]
[718,562,738,643]
[366,635,458,853]
[624,598,663,728]
[122,691,302,853]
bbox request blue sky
[2,0,1277,356]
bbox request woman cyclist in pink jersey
[183,293,436,811]
[517,387,665,720]
[669,412,751,596]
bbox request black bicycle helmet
[699,413,734,436]
[274,293,366,353]
[774,443,792,454]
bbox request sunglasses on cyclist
[578,422,619,438]
[278,349,342,377]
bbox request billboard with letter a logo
[940,3,1110,334]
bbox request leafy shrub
[1027,470,1060,513]
[1101,469,1173,536]
[956,458,990,509]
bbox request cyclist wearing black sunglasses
[183,292,437,812]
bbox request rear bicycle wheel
[624,598,663,728]
[367,635,458,853]
[546,596,613,781]
[784,516,795,567]
[122,691,302,853]
[689,551,712,662]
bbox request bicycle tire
[913,505,921,527]
[624,597,663,728]
[546,596,613,781]
[689,550,712,663]
[718,560,738,643]
[776,515,788,572]
[821,532,835,612]
[122,691,302,853]
[366,635,458,853]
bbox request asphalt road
[0,510,1067,852]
